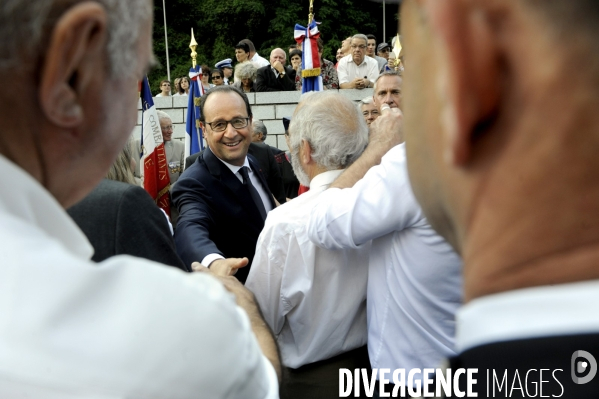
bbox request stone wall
[133,89,374,152]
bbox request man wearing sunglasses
[172,86,276,283]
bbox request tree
[149,0,399,93]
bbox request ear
[300,139,312,165]
[38,3,107,129]
[424,0,501,166]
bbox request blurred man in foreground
[402,0,599,396]
[0,1,280,397]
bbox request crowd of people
[2,0,599,398]
[155,34,401,96]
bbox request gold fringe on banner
[302,68,321,78]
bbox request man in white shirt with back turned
[307,78,462,396]
[246,91,371,399]
[0,1,280,397]
[338,34,380,89]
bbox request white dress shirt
[307,143,463,375]
[457,280,599,352]
[337,54,380,85]
[201,155,273,267]
[0,154,278,398]
[246,170,370,369]
[251,53,271,69]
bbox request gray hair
[156,110,172,123]
[357,96,374,112]
[352,34,369,44]
[235,62,258,81]
[0,0,153,76]
[374,71,403,92]
[252,120,267,141]
[289,91,368,171]
[107,140,137,185]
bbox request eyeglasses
[211,75,222,80]
[161,125,173,131]
[205,117,250,132]
[162,83,170,86]
[351,45,367,50]
[363,110,379,117]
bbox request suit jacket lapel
[248,155,276,209]
[202,148,266,222]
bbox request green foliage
[149,0,398,94]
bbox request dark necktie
[239,166,267,220]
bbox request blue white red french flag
[139,76,171,215]
[185,65,205,159]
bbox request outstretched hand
[193,257,249,277]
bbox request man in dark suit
[68,179,187,271]
[401,0,599,397]
[255,48,297,92]
[173,86,276,282]
[185,142,286,205]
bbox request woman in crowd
[200,65,213,92]
[290,49,302,73]
[174,76,190,96]
[173,77,181,97]
[232,62,257,93]
[211,69,224,86]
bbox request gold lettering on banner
[156,146,168,181]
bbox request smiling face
[201,91,252,166]
[159,117,173,141]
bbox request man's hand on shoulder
[193,257,249,277]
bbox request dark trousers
[280,345,371,399]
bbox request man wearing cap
[255,48,297,92]
[214,58,233,85]
[377,43,391,61]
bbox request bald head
[269,48,287,67]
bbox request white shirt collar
[0,154,93,259]
[210,149,250,176]
[457,280,599,352]
[309,169,344,191]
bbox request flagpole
[162,0,171,82]
[383,0,386,42]
[308,0,314,24]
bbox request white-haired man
[307,84,462,395]
[0,1,280,397]
[255,48,297,92]
[246,91,371,398]
[338,34,380,89]
[359,97,379,126]
[156,110,184,185]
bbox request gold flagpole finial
[190,28,198,69]
[308,0,315,24]
[392,34,403,69]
